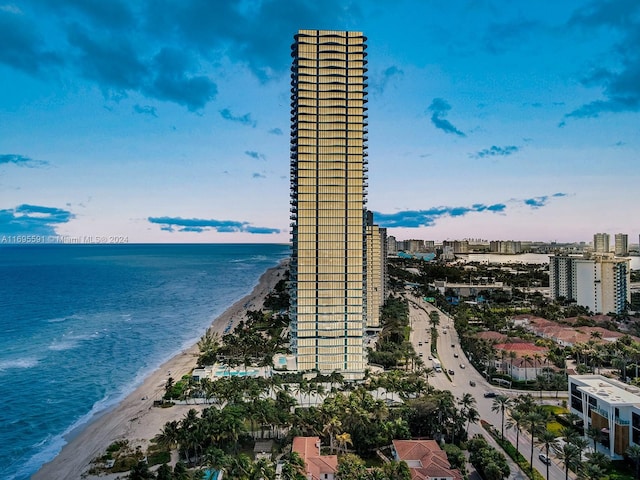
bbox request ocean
[0,243,289,480]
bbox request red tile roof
[292,436,338,480]
[393,439,463,480]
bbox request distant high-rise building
[549,254,630,314]
[442,240,469,254]
[615,233,628,256]
[366,215,386,330]
[593,233,610,253]
[387,235,397,255]
[289,30,369,379]
[490,240,522,254]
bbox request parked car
[459,364,465,369]
[451,344,454,348]
[469,380,476,387]
[483,392,497,398]
[538,453,551,465]
[453,353,459,358]
[448,369,455,375]
[418,342,422,346]
[419,352,423,357]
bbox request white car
[459,364,465,369]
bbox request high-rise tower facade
[593,233,610,253]
[549,254,630,314]
[615,233,628,256]
[289,30,368,379]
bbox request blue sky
[1,0,638,244]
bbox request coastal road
[406,294,574,480]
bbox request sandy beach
[33,260,287,480]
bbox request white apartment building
[615,233,629,257]
[549,254,630,314]
[569,375,640,459]
[594,233,610,253]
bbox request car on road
[483,392,497,398]
[459,364,465,369]
[448,369,455,375]
[538,453,551,465]
[469,380,476,387]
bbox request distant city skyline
[1,1,638,243]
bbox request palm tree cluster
[571,334,640,381]
[336,453,412,480]
[502,394,619,480]
[196,281,291,370]
[467,435,510,480]
[404,389,478,444]
[368,295,421,369]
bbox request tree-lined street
[406,293,574,480]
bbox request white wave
[11,433,67,480]
[45,314,80,323]
[48,332,100,352]
[0,357,39,372]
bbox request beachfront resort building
[288,30,376,379]
[549,254,630,314]
[568,374,640,459]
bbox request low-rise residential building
[493,343,549,381]
[392,439,463,480]
[568,375,640,459]
[292,436,338,480]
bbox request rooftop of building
[571,375,640,406]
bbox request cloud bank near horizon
[148,216,280,234]
[374,193,568,228]
[0,204,74,236]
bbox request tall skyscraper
[366,212,386,330]
[289,30,368,379]
[615,233,628,256]
[593,232,610,253]
[549,254,630,314]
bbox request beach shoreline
[33,259,287,480]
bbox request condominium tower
[549,254,630,314]
[593,232,610,253]
[289,30,369,379]
[615,233,629,257]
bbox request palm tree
[459,393,479,435]
[509,350,517,381]
[506,409,525,452]
[280,451,306,480]
[154,420,180,452]
[250,457,276,480]
[322,416,342,454]
[558,443,581,480]
[627,444,640,480]
[224,453,253,480]
[586,425,603,452]
[491,395,513,441]
[526,408,548,472]
[523,354,533,382]
[537,428,559,480]
[336,432,353,455]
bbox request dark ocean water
[0,243,289,480]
